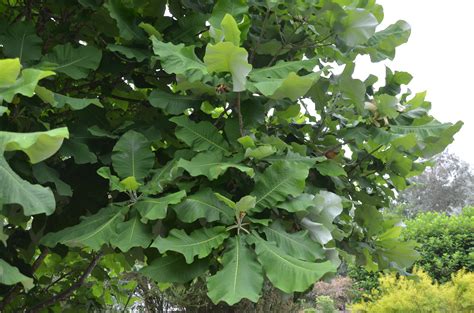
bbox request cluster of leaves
[0,0,462,310]
[350,268,474,313]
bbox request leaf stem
[235,92,244,137]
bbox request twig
[235,92,244,137]
[26,251,104,313]
[122,285,138,313]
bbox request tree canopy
[0,0,462,311]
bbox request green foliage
[403,209,474,282]
[351,269,474,313]
[0,0,462,311]
[315,295,337,313]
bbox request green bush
[347,266,380,302]
[315,295,336,313]
[351,269,474,313]
[403,208,474,282]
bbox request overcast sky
[353,0,474,165]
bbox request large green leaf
[0,58,21,87]
[207,236,263,305]
[0,22,42,63]
[209,0,248,28]
[142,159,181,194]
[177,152,254,180]
[0,68,55,103]
[107,44,150,61]
[152,226,229,264]
[32,163,72,197]
[111,130,155,180]
[148,90,201,115]
[219,14,241,46]
[135,190,186,220]
[250,72,319,101]
[249,59,318,80]
[251,161,310,212]
[300,191,343,245]
[277,194,315,213]
[151,37,207,82]
[364,20,411,62]
[1,127,69,163]
[314,160,347,177]
[104,0,146,41]
[171,115,231,155]
[140,255,209,283]
[0,259,33,287]
[263,222,325,261]
[40,43,102,79]
[173,188,235,224]
[204,42,252,92]
[41,205,126,250]
[340,9,378,46]
[35,86,102,110]
[110,216,153,252]
[249,234,336,293]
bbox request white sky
[353,0,474,164]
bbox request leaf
[41,205,126,250]
[250,72,319,101]
[177,152,254,180]
[111,130,155,180]
[314,160,347,177]
[32,163,73,197]
[151,37,207,82]
[340,9,378,46]
[220,14,241,46]
[277,193,315,213]
[173,188,235,224]
[40,43,102,79]
[300,191,343,245]
[264,222,325,261]
[0,21,42,63]
[171,115,231,155]
[249,234,336,293]
[0,259,33,286]
[365,20,411,62]
[119,176,140,191]
[207,236,263,305]
[148,90,201,115]
[209,0,248,28]
[35,86,103,110]
[375,94,399,118]
[135,190,186,220]
[249,59,317,80]
[235,196,256,213]
[0,127,69,163]
[251,161,310,212]
[0,68,55,103]
[142,160,181,194]
[0,58,21,87]
[140,255,209,283]
[107,44,150,61]
[110,216,153,252]
[97,167,126,192]
[245,145,276,159]
[204,42,252,92]
[60,139,97,164]
[105,0,146,41]
[152,226,229,264]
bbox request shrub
[315,296,336,313]
[403,209,474,282]
[312,276,353,309]
[351,269,474,313]
[347,266,380,302]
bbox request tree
[0,0,462,311]
[396,152,474,216]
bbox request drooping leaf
[204,42,252,92]
[32,162,73,197]
[110,216,153,252]
[173,188,235,224]
[0,68,55,103]
[364,20,411,62]
[249,59,318,80]
[142,159,181,194]
[220,14,241,46]
[152,226,229,264]
[0,259,33,287]
[209,0,248,28]
[263,221,325,261]
[135,190,186,220]
[207,236,263,305]
[105,0,146,41]
[148,90,201,115]
[107,44,150,61]
[0,22,42,63]
[41,205,127,250]
[250,72,320,101]
[111,130,155,180]
[40,43,102,79]
[249,234,336,293]
[171,115,231,155]
[277,194,315,213]
[251,161,310,212]
[177,151,254,180]
[314,160,347,177]
[140,255,209,283]
[35,86,102,110]
[151,37,207,82]
[340,9,378,47]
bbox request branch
[0,247,49,311]
[234,92,244,137]
[26,251,104,313]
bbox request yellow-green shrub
[351,269,474,313]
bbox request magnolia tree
[0,0,462,311]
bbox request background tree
[396,151,474,216]
[0,0,462,312]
